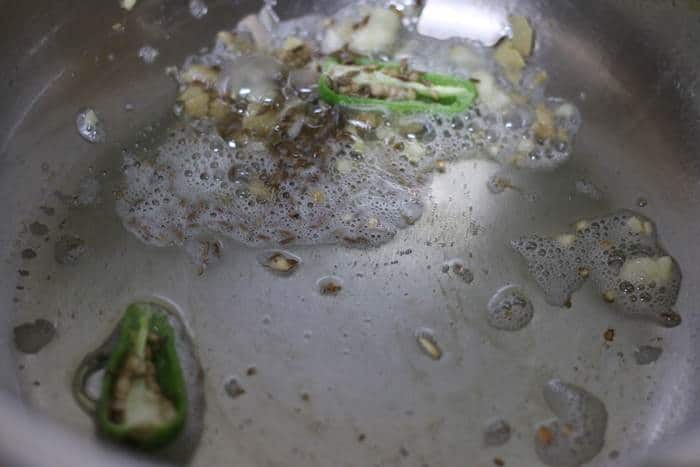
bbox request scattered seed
[415,328,442,360]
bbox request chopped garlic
[494,40,526,84]
[312,191,326,204]
[321,25,351,54]
[366,217,379,229]
[120,0,137,11]
[349,8,401,54]
[626,216,654,236]
[404,141,426,163]
[509,16,534,57]
[208,98,230,121]
[249,178,272,200]
[181,65,219,88]
[555,103,577,118]
[556,234,576,246]
[574,220,590,232]
[534,104,556,140]
[179,86,210,118]
[532,70,548,87]
[619,256,673,285]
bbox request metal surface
[1,0,699,466]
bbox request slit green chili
[318,59,478,114]
[97,303,187,449]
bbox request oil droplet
[441,258,474,284]
[633,345,662,365]
[535,379,607,467]
[487,175,513,194]
[415,327,442,360]
[317,275,343,295]
[76,108,106,144]
[13,319,56,354]
[484,419,511,446]
[54,235,86,265]
[224,377,246,398]
[487,285,534,331]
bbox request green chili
[97,303,187,449]
[318,59,477,114]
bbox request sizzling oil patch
[117,3,580,250]
[535,380,608,466]
[512,210,682,325]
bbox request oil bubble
[76,108,105,144]
[487,285,534,331]
[484,418,511,446]
[535,379,608,467]
[317,275,343,295]
[633,345,662,365]
[441,258,474,284]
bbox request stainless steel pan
[1,0,699,466]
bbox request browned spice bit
[577,266,590,278]
[435,159,447,173]
[537,426,554,445]
[357,433,366,443]
[246,366,257,376]
[493,458,505,466]
[603,328,615,342]
[300,392,310,402]
[318,277,343,295]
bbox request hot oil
[11,3,688,467]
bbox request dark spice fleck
[21,249,37,259]
[29,222,49,236]
[246,366,257,376]
[603,328,615,342]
